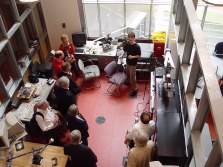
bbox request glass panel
[0,47,16,91]
[203,6,223,53]
[126,4,150,38]
[150,4,171,33]
[10,29,28,63]
[15,1,30,16]
[99,4,124,38]
[32,5,44,38]
[84,4,100,37]
[0,1,17,32]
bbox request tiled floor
[76,75,150,167]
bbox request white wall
[40,0,81,49]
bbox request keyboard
[75,48,84,53]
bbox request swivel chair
[104,61,127,96]
[78,59,101,89]
[213,41,223,58]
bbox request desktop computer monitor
[0,120,10,148]
[72,32,86,47]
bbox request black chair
[214,42,223,58]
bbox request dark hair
[140,112,151,124]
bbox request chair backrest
[214,42,223,54]
[104,61,117,76]
[78,59,85,71]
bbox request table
[11,78,55,122]
[0,141,68,167]
[155,78,186,162]
[75,41,154,70]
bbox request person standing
[66,104,89,146]
[127,131,155,167]
[59,34,79,78]
[64,130,97,167]
[54,76,76,115]
[52,50,64,79]
[119,32,141,97]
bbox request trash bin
[151,31,166,58]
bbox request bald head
[70,130,82,144]
[58,76,70,89]
[68,104,79,117]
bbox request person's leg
[129,65,137,91]
[128,65,138,97]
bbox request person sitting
[64,130,97,167]
[54,76,76,115]
[29,100,62,145]
[58,62,81,104]
[66,104,89,146]
[124,112,156,148]
[52,50,64,79]
[127,131,155,167]
[59,34,79,78]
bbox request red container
[153,42,165,58]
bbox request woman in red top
[59,34,79,77]
[52,50,64,79]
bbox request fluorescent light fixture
[19,0,39,2]
[202,0,223,6]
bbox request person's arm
[88,148,98,164]
[119,51,126,59]
[128,54,141,59]
[124,128,134,145]
[35,114,57,131]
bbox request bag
[117,64,125,72]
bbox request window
[82,1,172,38]
[202,6,223,53]
[84,3,100,37]
[99,4,124,37]
[0,1,17,32]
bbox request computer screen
[72,32,86,47]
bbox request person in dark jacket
[66,104,89,145]
[58,62,81,104]
[54,76,76,115]
[64,130,97,167]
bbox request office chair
[104,61,127,96]
[78,59,101,89]
[214,41,223,58]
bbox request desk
[75,41,154,70]
[0,141,68,167]
[155,78,186,164]
[11,78,55,122]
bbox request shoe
[128,89,138,97]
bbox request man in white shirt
[124,112,156,148]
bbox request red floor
[76,75,150,167]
